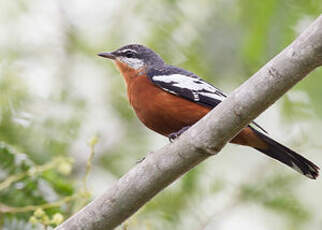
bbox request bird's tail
[251,127,319,179]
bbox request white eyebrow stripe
[119,48,138,54]
[152,74,226,101]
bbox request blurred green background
[0,0,322,229]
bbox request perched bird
[98,44,319,179]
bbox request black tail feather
[252,128,319,179]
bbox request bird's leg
[168,126,191,142]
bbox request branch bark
[56,15,322,230]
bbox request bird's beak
[97,52,116,60]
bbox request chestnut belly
[130,89,210,136]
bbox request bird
[98,44,319,179]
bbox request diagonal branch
[56,14,322,230]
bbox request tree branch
[56,15,322,230]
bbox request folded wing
[148,66,267,133]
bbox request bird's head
[98,44,164,70]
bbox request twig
[0,157,70,191]
[0,194,79,213]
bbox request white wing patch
[152,74,226,102]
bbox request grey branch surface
[56,15,322,230]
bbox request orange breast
[126,75,211,136]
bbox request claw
[167,126,191,143]
[168,133,178,142]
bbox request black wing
[147,65,267,133]
[147,65,226,108]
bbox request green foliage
[0,142,74,227]
[1,0,322,229]
[240,175,310,226]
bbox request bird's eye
[124,51,136,58]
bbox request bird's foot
[168,126,191,142]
